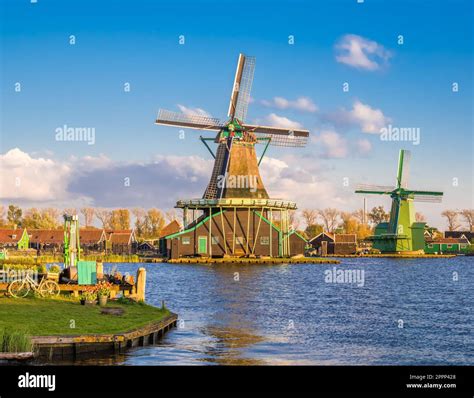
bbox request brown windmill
[156,54,309,258]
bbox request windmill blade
[355,184,396,194]
[408,190,443,203]
[244,124,309,147]
[396,150,411,189]
[412,195,443,203]
[155,109,225,131]
[228,54,255,122]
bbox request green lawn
[0,296,170,336]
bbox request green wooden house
[425,237,471,254]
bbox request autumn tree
[7,205,22,227]
[340,212,358,234]
[441,210,460,231]
[368,206,389,226]
[0,205,5,226]
[317,208,340,233]
[305,224,323,239]
[460,209,474,231]
[109,209,131,230]
[352,209,366,224]
[132,208,147,238]
[165,210,178,224]
[22,208,60,229]
[145,208,165,238]
[80,208,95,227]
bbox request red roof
[29,229,64,244]
[0,229,26,244]
[428,238,470,244]
[159,220,181,238]
[79,229,105,244]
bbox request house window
[211,236,219,245]
[182,237,191,245]
[427,244,433,248]
[260,236,269,245]
[447,244,453,249]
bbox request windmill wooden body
[155,54,309,258]
[355,150,443,253]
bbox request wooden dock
[166,257,340,264]
[323,254,456,258]
[32,313,178,360]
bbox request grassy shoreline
[0,296,170,336]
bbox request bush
[0,328,33,353]
[48,264,61,273]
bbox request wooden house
[309,232,357,255]
[29,229,64,253]
[163,209,306,259]
[106,230,138,254]
[79,229,106,253]
[444,231,474,243]
[0,229,29,250]
[425,237,471,254]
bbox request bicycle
[8,273,60,298]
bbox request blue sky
[0,0,472,229]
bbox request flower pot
[98,295,108,306]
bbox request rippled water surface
[70,258,474,365]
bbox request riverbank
[0,296,176,359]
[166,257,340,264]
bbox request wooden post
[270,209,273,257]
[136,267,146,302]
[233,207,236,255]
[209,210,212,258]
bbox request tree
[63,208,77,216]
[305,224,323,240]
[340,212,358,234]
[0,205,5,226]
[165,210,178,224]
[352,209,365,224]
[460,209,474,231]
[22,208,60,229]
[132,208,147,238]
[301,209,318,228]
[7,205,22,227]
[145,208,165,238]
[317,208,340,233]
[95,209,111,229]
[415,212,426,222]
[368,206,389,226]
[441,210,460,231]
[80,208,95,227]
[109,209,130,230]
[289,210,300,230]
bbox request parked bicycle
[8,273,60,298]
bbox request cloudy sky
[1,0,472,229]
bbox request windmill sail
[397,149,411,189]
[244,124,309,147]
[156,109,224,131]
[228,54,255,122]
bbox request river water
[72,258,474,365]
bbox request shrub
[48,264,61,273]
[0,328,33,353]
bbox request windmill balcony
[175,198,297,210]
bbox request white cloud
[264,113,303,130]
[177,104,211,117]
[357,138,372,155]
[335,34,392,71]
[327,100,391,134]
[0,148,71,201]
[261,96,318,113]
[313,130,348,159]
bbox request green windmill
[355,149,443,253]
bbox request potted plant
[96,281,111,306]
[80,288,97,305]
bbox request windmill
[155,53,309,258]
[355,149,443,253]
